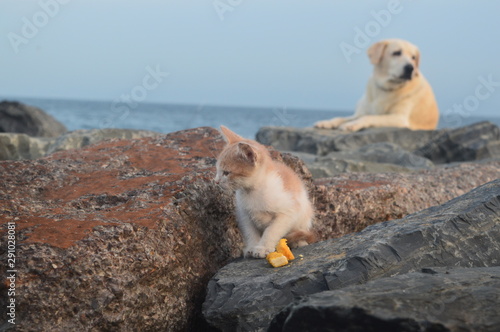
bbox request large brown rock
[0,127,239,331]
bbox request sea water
[5,97,499,139]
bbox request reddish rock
[0,127,240,331]
[312,161,500,240]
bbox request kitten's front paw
[246,246,273,259]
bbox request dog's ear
[367,40,388,65]
[414,49,420,68]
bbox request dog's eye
[392,50,402,56]
[222,171,230,176]
[412,55,417,60]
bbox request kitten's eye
[222,171,230,176]
[392,50,402,56]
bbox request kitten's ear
[237,142,257,164]
[220,125,243,144]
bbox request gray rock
[322,142,434,168]
[308,142,434,177]
[46,128,161,154]
[308,159,417,178]
[414,121,500,164]
[281,150,317,165]
[269,266,500,332]
[202,179,500,331]
[0,129,161,160]
[0,100,67,137]
[256,126,444,156]
[256,122,500,177]
[0,133,53,160]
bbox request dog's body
[315,39,439,131]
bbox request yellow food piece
[276,238,295,261]
[266,252,289,267]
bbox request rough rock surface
[256,126,445,156]
[46,128,161,154]
[202,179,500,331]
[320,142,434,168]
[269,267,500,332]
[307,142,433,177]
[257,121,500,178]
[311,161,500,240]
[0,127,238,331]
[0,101,67,137]
[414,121,500,163]
[0,129,160,161]
[0,133,53,160]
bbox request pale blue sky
[1,0,500,118]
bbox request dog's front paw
[245,246,273,259]
[340,119,366,132]
[314,120,333,129]
[314,117,346,129]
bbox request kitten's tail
[286,230,317,247]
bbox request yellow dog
[316,39,439,131]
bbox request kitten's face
[215,126,268,191]
[215,143,257,191]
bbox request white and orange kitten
[215,125,315,258]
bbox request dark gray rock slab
[414,121,500,164]
[0,100,67,137]
[308,142,434,177]
[308,159,417,178]
[256,122,500,177]
[256,126,444,156]
[321,142,434,168]
[269,266,500,332]
[202,179,500,331]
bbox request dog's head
[367,39,420,87]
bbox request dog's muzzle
[400,64,414,80]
